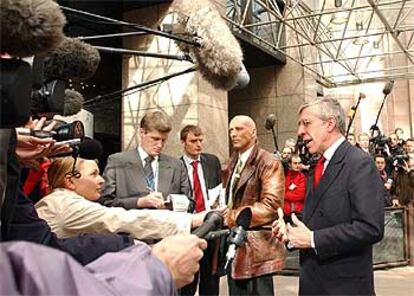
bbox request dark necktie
[144,156,155,190]
[192,160,206,212]
[313,156,326,189]
[228,158,243,209]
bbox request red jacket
[284,170,306,216]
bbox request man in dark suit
[179,125,222,296]
[273,97,384,295]
[101,109,192,210]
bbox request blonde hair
[47,157,86,190]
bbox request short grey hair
[298,97,346,135]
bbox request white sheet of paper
[168,194,190,212]
[207,183,223,207]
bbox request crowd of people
[1,97,400,295]
[278,127,414,222]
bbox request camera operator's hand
[15,134,55,168]
[152,234,207,289]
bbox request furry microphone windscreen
[44,37,101,81]
[64,89,84,116]
[174,0,243,90]
[1,0,66,57]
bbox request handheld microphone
[49,138,103,160]
[173,0,244,90]
[224,207,252,270]
[44,37,101,81]
[192,211,224,238]
[382,80,394,96]
[0,0,66,58]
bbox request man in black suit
[179,125,221,296]
[273,97,384,295]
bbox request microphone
[383,80,394,96]
[0,0,66,57]
[173,0,244,90]
[44,37,101,81]
[224,207,252,270]
[49,138,103,160]
[234,63,250,89]
[192,211,224,238]
[264,114,279,152]
[63,89,84,116]
[264,114,277,130]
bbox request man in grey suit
[273,97,384,295]
[101,109,192,210]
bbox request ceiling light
[330,12,349,25]
[356,21,364,31]
[353,37,369,45]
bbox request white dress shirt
[228,145,254,203]
[182,154,210,210]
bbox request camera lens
[54,120,84,142]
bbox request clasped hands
[272,209,312,249]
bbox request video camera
[295,136,313,166]
[16,120,85,143]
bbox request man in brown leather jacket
[223,115,285,295]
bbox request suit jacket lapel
[304,141,348,223]
[233,146,258,195]
[157,154,173,196]
[200,154,211,189]
[126,150,148,193]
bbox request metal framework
[224,0,414,88]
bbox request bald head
[229,115,257,152]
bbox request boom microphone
[0,0,66,57]
[192,211,224,238]
[173,0,244,90]
[44,37,101,81]
[64,89,84,116]
[382,80,394,95]
[224,207,252,270]
[265,114,277,130]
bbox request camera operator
[390,152,414,207]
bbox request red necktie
[192,161,206,212]
[313,156,326,189]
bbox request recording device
[0,0,89,129]
[295,136,313,166]
[17,120,85,142]
[192,211,224,238]
[43,37,101,81]
[224,207,252,270]
[383,80,394,96]
[264,114,279,152]
[1,59,33,128]
[371,81,394,138]
[346,92,366,137]
[0,0,66,58]
[173,0,245,90]
[50,138,103,160]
